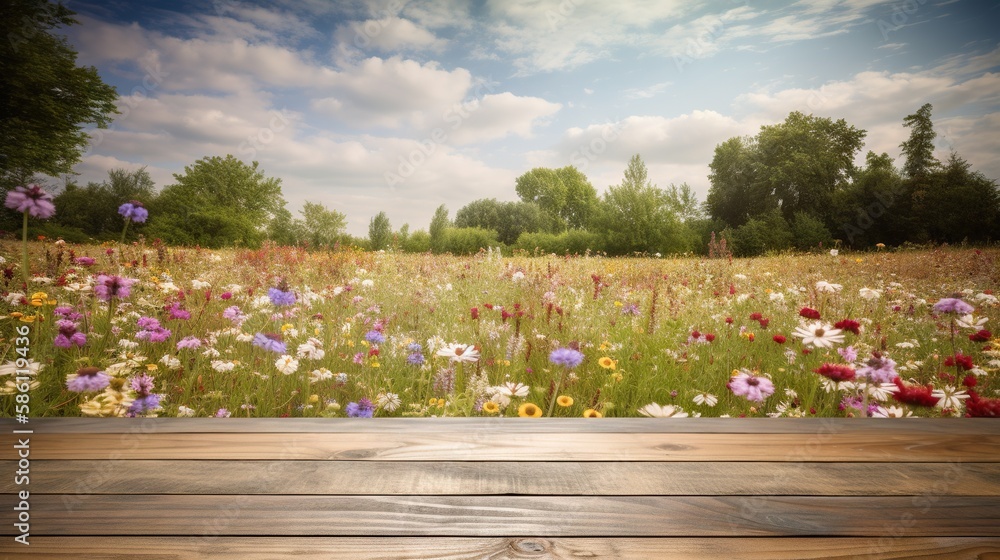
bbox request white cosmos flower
[858,288,881,300]
[974,292,998,305]
[815,281,843,293]
[274,355,299,375]
[436,343,480,363]
[931,386,969,410]
[792,321,845,348]
[377,392,401,412]
[692,393,718,407]
[497,382,530,398]
[872,405,913,418]
[956,314,988,330]
[638,403,688,418]
[310,368,333,383]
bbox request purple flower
[137,316,162,330]
[176,336,202,350]
[252,332,286,353]
[728,371,775,402]
[54,306,81,320]
[268,287,296,306]
[407,352,425,366]
[837,346,858,363]
[222,305,245,324]
[94,275,136,301]
[72,256,96,266]
[54,319,86,348]
[549,347,584,368]
[346,398,374,418]
[932,298,974,315]
[621,303,641,316]
[407,342,422,353]
[215,408,231,418]
[4,184,55,219]
[129,394,162,414]
[857,353,898,383]
[66,367,110,392]
[118,201,148,223]
[365,330,385,345]
[167,303,191,320]
[130,373,156,395]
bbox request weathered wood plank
[10,537,1000,559]
[13,417,1000,434]
[18,495,1000,537]
[7,432,998,461]
[8,460,994,496]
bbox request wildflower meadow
[2,199,998,419]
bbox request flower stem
[20,211,29,286]
[546,368,567,417]
[120,217,131,245]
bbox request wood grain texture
[18,495,1000,537]
[8,460,996,496]
[7,431,998,461]
[8,537,1000,559]
[12,417,1000,434]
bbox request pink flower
[728,370,775,402]
[4,184,55,218]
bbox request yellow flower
[599,341,610,351]
[146,364,158,371]
[370,361,380,368]
[610,372,623,383]
[9,312,23,319]
[308,394,320,404]
[482,401,500,414]
[613,301,623,307]
[598,356,616,369]
[583,409,603,418]
[30,292,55,306]
[518,402,543,418]
[556,395,573,407]
[19,315,37,323]
[280,323,294,333]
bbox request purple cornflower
[407,342,422,353]
[346,398,375,418]
[215,408,231,418]
[353,352,364,364]
[94,275,136,301]
[407,352,425,366]
[728,371,775,402]
[72,256,96,266]
[932,298,974,315]
[549,347,584,368]
[176,336,202,350]
[252,332,286,353]
[268,287,296,306]
[54,319,86,348]
[118,201,148,223]
[857,353,898,383]
[365,330,385,345]
[128,373,162,414]
[222,305,245,324]
[167,303,191,320]
[136,317,172,343]
[66,367,110,392]
[54,306,82,321]
[621,303,641,316]
[4,184,56,219]
[137,316,161,330]
[837,346,858,363]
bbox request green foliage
[514,229,602,255]
[402,229,431,253]
[900,103,939,179]
[368,211,392,251]
[0,0,118,184]
[921,153,1000,244]
[514,166,599,231]
[597,155,687,255]
[51,168,156,241]
[429,204,450,253]
[441,227,498,255]
[301,202,346,247]
[706,136,772,227]
[726,210,793,257]
[454,198,544,245]
[664,182,704,222]
[790,212,832,251]
[148,155,284,248]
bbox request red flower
[799,307,821,320]
[966,390,1000,417]
[944,354,974,371]
[470,307,479,320]
[691,330,701,339]
[834,319,861,335]
[483,303,494,310]
[772,334,786,344]
[725,317,734,324]
[705,333,716,342]
[814,363,856,382]
[758,318,770,328]
[891,378,940,407]
[970,329,992,342]
[962,375,978,388]
[220,292,232,300]
[749,312,762,321]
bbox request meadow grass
[2,240,998,418]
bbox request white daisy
[815,281,843,293]
[274,355,299,375]
[377,392,401,412]
[638,403,688,418]
[692,392,718,407]
[858,288,881,301]
[956,314,988,330]
[436,343,480,363]
[931,385,969,410]
[497,382,530,398]
[792,321,845,348]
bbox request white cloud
[335,17,446,53]
[448,93,562,144]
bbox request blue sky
[63,0,1000,235]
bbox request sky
[61,0,1000,236]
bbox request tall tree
[428,204,450,253]
[899,103,938,179]
[664,183,703,223]
[368,211,392,251]
[0,0,118,186]
[455,198,544,245]
[514,166,598,231]
[147,156,284,247]
[705,136,772,227]
[52,167,156,239]
[300,201,346,247]
[597,155,686,255]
